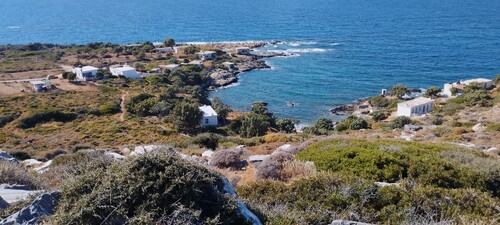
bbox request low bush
[192,133,220,150]
[49,152,251,224]
[99,101,121,115]
[0,112,20,128]
[371,111,387,122]
[369,96,391,108]
[17,108,77,129]
[209,148,242,168]
[44,149,68,160]
[0,161,39,188]
[390,116,411,129]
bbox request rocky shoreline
[204,41,296,89]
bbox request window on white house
[205,119,209,124]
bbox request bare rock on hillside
[209,70,238,87]
[1,191,61,225]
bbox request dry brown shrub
[280,160,317,180]
[209,148,242,168]
[0,161,39,188]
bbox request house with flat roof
[198,51,217,61]
[397,97,435,117]
[187,60,203,68]
[173,46,186,54]
[109,64,141,79]
[159,64,180,73]
[199,105,218,127]
[30,80,46,92]
[443,78,493,97]
[223,62,236,70]
[72,66,98,81]
[153,47,173,54]
[236,47,251,55]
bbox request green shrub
[10,150,31,160]
[275,118,298,133]
[192,133,220,150]
[240,113,270,138]
[369,96,391,108]
[49,152,250,225]
[371,111,387,122]
[17,108,77,129]
[0,112,20,128]
[334,122,348,132]
[304,118,334,135]
[344,116,368,130]
[486,123,500,132]
[99,101,121,115]
[390,116,411,129]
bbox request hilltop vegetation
[239,139,500,225]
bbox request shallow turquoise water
[1,0,499,124]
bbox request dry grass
[280,160,317,181]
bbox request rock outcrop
[209,70,238,87]
[0,151,18,164]
[0,196,8,210]
[1,191,61,225]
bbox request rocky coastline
[204,41,295,89]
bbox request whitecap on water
[6,26,20,29]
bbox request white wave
[288,41,318,46]
[269,48,329,54]
[6,26,20,29]
[330,43,341,46]
[180,40,273,45]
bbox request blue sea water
[1,0,499,124]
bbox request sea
[1,0,499,124]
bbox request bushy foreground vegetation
[238,139,500,225]
[45,152,251,225]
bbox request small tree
[464,82,482,94]
[275,118,298,133]
[163,38,176,47]
[171,101,202,134]
[425,86,441,98]
[134,62,145,71]
[391,116,412,129]
[463,90,492,107]
[136,51,146,61]
[240,113,270,138]
[390,84,409,98]
[212,97,232,124]
[304,118,334,135]
[184,45,200,55]
[67,72,76,82]
[371,111,387,122]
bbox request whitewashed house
[199,105,218,127]
[72,66,98,81]
[236,47,251,55]
[109,65,141,79]
[223,62,236,70]
[462,78,493,89]
[153,47,173,54]
[198,51,217,61]
[159,64,180,73]
[30,80,46,92]
[173,46,186,54]
[397,97,435,117]
[443,78,493,97]
[187,60,203,68]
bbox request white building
[462,78,493,89]
[443,78,493,97]
[72,66,98,81]
[153,47,173,54]
[223,62,236,70]
[187,60,203,68]
[199,105,218,127]
[173,46,186,54]
[109,65,141,79]
[198,51,217,61]
[236,47,251,55]
[159,64,180,73]
[30,80,46,92]
[397,97,435,117]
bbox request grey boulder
[1,191,61,225]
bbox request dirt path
[120,91,128,121]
